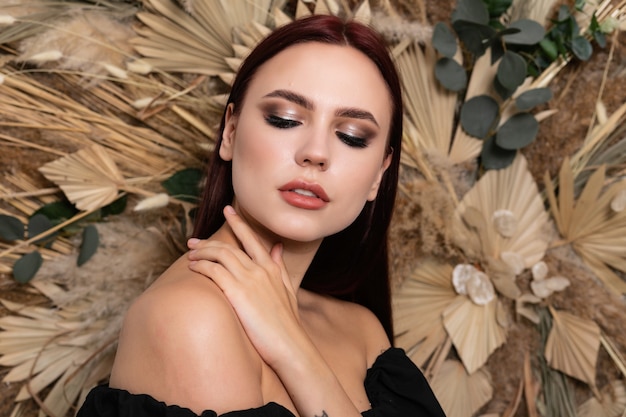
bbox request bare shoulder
[109,255,262,414]
[300,291,391,365]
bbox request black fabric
[77,348,446,417]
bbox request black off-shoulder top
[77,347,446,417]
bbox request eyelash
[265,114,300,129]
[264,114,368,149]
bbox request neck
[211,223,322,291]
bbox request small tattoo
[314,412,329,417]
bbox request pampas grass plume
[18,11,134,76]
[27,50,63,63]
[126,59,152,74]
[0,14,16,25]
[133,193,170,211]
[103,63,128,79]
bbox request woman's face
[220,42,393,244]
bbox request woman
[78,14,445,417]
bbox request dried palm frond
[393,260,457,370]
[393,39,458,172]
[38,144,126,212]
[430,360,493,417]
[453,154,550,298]
[505,0,559,26]
[36,144,176,213]
[544,159,626,295]
[578,380,626,417]
[447,50,494,165]
[0,217,174,416]
[131,0,283,75]
[442,295,507,374]
[545,307,601,390]
[0,299,115,417]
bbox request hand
[187,206,303,367]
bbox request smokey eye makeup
[336,131,368,148]
[264,113,301,129]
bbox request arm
[187,207,373,417]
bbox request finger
[188,259,234,293]
[270,243,296,296]
[188,244,254,279]
[223,206,273,263]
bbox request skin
[109,42,394,417]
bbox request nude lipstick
[279,180,329,210]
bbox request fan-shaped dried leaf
[578,380,626,417]
[443,296,507,374]
[131,0,278,74]
[393,260,457,367]
[394,40,457,163]
[545,159,626,294]
[454,154,549,274]
[38,144,124,211]
[430,360,493,417]
[545,308,600,387]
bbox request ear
[219,103,237,162]
[367,151,392,201]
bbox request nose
[295,129,330,170]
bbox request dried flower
[611,189,626,212]
[501,251,525,275]
[492,209,517,237]
[532,261,549,280]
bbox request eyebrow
[262,89,379,127]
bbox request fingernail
[187,238,200,247]
[225,205,236,215]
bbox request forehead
[245,42,392,122]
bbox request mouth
[279,180,330,210]
[279,181,329,202]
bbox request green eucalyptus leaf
[77,224,99,266]
[497,51,526,92]
[13,251,43,284]
[460,95,500,139]
[161,168,203,203]
[516,88,553,110]
[0,215,24,241]
[32,201,78,225]
[539,38,558,60]
[452,0,489,25]
[575,0,585,11]
[593,31,606,48]
[434,57,467,92]
[502,19,545,45]
[490,38,505,63]
[102,195,127,217]
[432,22,457,58]
[483,0,513,18]
[571,35,593,60]
[495,113,539,150]
[494,76,512,100]
[452,20,495,56]
[556,5,572,22]
[481,136,517,170]
[28,213,57,247]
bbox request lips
[279,180,329,210]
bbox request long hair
[192,14,403,343]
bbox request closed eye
[265,114,301,129]
[336,131,367,148]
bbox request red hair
[193,14,403,342]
